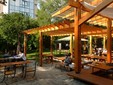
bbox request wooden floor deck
[67,69,113,85]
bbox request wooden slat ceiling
[52,0,113,27]
[23,20,109,36]
[23,0,113,36]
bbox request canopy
[57,36,88,41]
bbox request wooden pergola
[23,0,113,73]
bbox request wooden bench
[67,69,113,85]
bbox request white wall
[3,0,8,14]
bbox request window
[20,0,29,8]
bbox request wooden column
[74,0,81,73]
[24,33,27,56]
[50,36,53,55]
[103,36,106,49]
[107,19,112,63]
[39,31,43,66]
[89,35,92,55]
[70,34,73,58]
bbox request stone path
[1,63,88,85]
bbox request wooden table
[82,55,106,62]
[0,57,21,63]
[55,57,65,61]
[0,60,31,67]
[88,63,113,73]
[43,54,53,64]
[0,60,31,83]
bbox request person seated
[102,49,107,56]
[14,50,26,61]
[64,53,72,66]
[3,51,10,58]
[69,63,74,71]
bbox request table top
[43,54,53,57]
[0,60,31,67]
[81,54,106,60]
[88,63,113,70]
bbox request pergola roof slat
[23,0,113,36]
[23,20,107,36]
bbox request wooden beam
[89,35,92,55]
[70,34,73,58]
[63,12,75,19]
[24,34,27,56]
[50,36,53,55]
[79,0,113,25]
[74,0,82,73]
[107,19,112,63]
[39,31,43,66]
[68,0,81,8]
[52,5,71,17]
[103,36,106,49]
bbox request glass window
[10,0,15,5]
[9,0,34,18]
[15,10,19,12]
[30,9,33,14]
[10,5,14,10]
[10,9,14,13]
[19,7,24,12]
[15,6,19,11]
[25,8,29,12]
[24,1,29,7]
[30,2,33,9]
[19,0,29,8]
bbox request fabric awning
[57,36,88,41]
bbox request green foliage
[36,0,67,51]
[27,33,39,51]
[0,12,39,52]
[36,0,67,26]
[0,13,29,45]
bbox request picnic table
[88,63,113,73]
[81,54,106,62]
[0,60,31,84]
[43,54,53,64]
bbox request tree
[36,0,67,26]
[36,0,67,51]
[0,12,38,53]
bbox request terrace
[10,0,113,85]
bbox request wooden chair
[0,65,16,84]
[24,60,37,79]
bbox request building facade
[0,0,37,18]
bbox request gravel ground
[0,63,88,85]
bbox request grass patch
[26,52,39,61]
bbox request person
[64,53,72,66]
[3,50,10,58]
[82,44,88,54]
[102,49,107,56]
[94,46,98,55]
[14,50,26,61]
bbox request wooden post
[39,31,43,66]
[89,35,92,55]
[103,36,106,49]
[74,0,81,73]
[70,34,73,58]
[107,19,112,63]
[50,36,53,55]
[24,33,27,56]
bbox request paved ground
[1,63,88,85]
